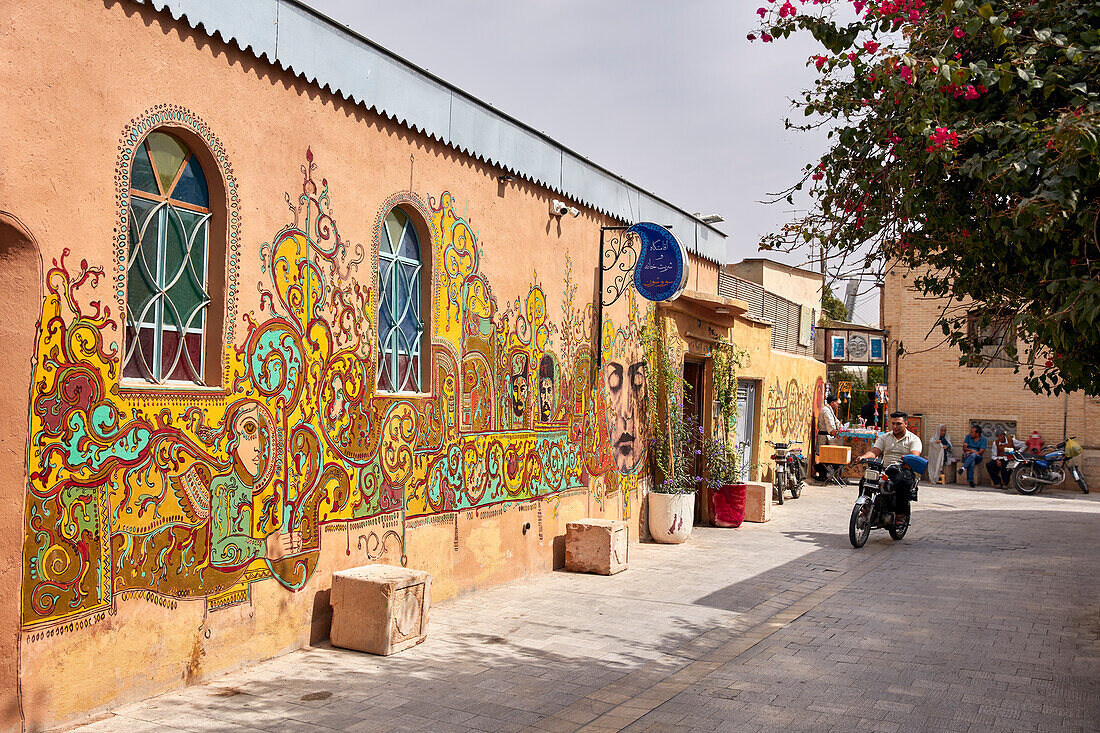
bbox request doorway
[0,213,41,729]
[682,359,705,523]
[734,379,758,483]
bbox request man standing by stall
[818,395,842,446]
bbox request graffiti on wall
[764,377,813,440]
[21,109,646,628]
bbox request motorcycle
[848,454,927,548]
[1010,438,1088,495]
[767,440,807,504]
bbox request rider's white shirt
[874,430,923,466]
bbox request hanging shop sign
[629,222,689,302]
[824,328,886,366]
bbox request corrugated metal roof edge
[131,0,726,265]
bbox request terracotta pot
[710,483,747,528]
[648,492,694,543]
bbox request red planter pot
[710,483,747,528]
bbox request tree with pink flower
[752,0,1100,396]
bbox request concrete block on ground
[330,564,431,655]
[564,519,628,575]
[743,481,771,523]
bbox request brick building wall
[883,268,1099,486]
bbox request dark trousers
[987,459,1011,486]
[889,469,914,516]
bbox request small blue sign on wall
[831,334,846,360]
[869,336,884,360]
[629,222,688,302]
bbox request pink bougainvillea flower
[927,126,960,151]
[746,33,757,41]
[779,1,797,18]
[863,40,880,54]
[814,55,828,69]
[953,26,965,38]
[761,32,773,42]
[757,7,767,17]
[899,65,914,84]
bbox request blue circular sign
[629,222,688,302]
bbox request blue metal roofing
[131,0,728,263]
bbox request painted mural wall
[732,318,826,482]
[14,101,650,727]
[23,109,649,628]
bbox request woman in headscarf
[927,424,952,484]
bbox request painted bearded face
[510,373,528,418]
[539,377,554,422]
[604,357,647,472]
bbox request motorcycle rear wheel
[1013,465,1042,495]
[849,502,871,548]
[790,481,802,499]
[888,513,909,540]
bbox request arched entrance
[0,212,41,732]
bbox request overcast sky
[306,0,878,324]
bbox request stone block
[743,481,771,523]
[564,519,628,575]
[330,564,431,655]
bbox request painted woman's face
[232,405,265,479]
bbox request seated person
[859,411,923,524]
[959,425,987,487]
[987,429,1013,490]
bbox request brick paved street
[70,482,1100,732]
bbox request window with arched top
[123,131,213,385]
[377,208,425,393]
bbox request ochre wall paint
[0,2,815,729]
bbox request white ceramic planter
[648,492,694,543]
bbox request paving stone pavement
[68,481,1100,732]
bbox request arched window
[123,131,212,384]
[377,208,425,393]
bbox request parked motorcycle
[848,454,927,548]
[767,440,806,504]
[1010,438,1088,495]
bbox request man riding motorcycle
[859,411,923,525]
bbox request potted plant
[642,321,697,544]
[702,434,746,528]
[647,411,698,543]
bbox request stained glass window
[377,209,424,393]
[123,131,212,385]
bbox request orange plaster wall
[0,1,646,728]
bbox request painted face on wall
[537,354,555,423]
[539,378,554,422]
[510,373,528,418]
[604,356,647,472]
[509,352,530,419]
[230,403,270,482]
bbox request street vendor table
[837,428,883,479]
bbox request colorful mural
[21,122,646,628]
[765,376,814,440]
